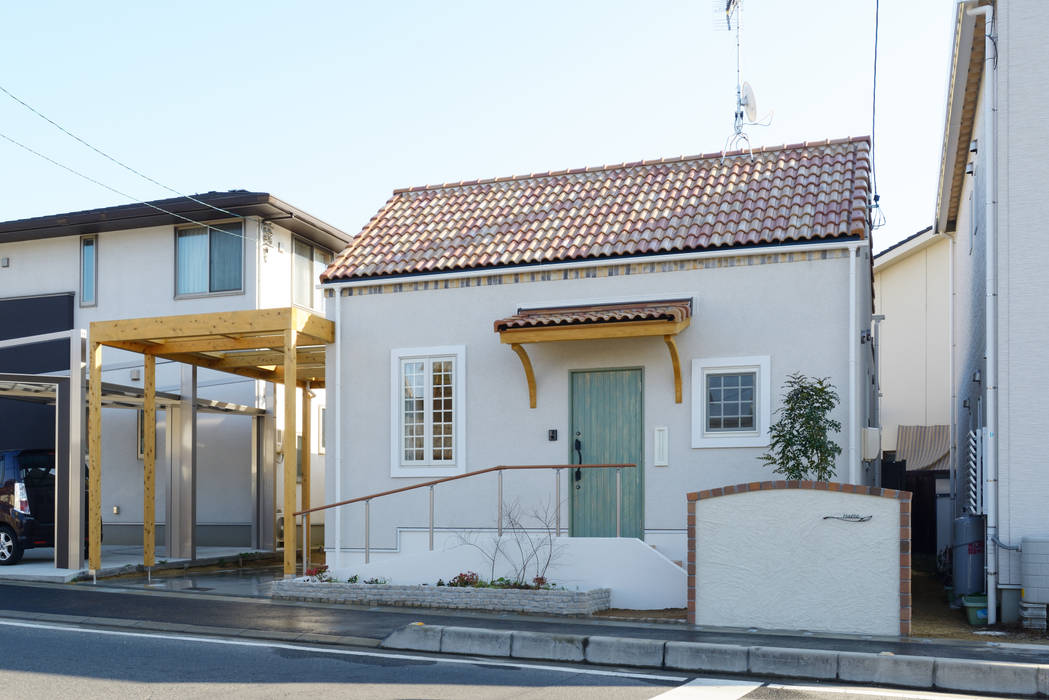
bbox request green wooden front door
[570,369,643,538]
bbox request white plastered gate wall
[692,487,904,636]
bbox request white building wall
[996,0,1049,585]
[0,216,272,544]
[873,234,951,452]
[328,245,869,565]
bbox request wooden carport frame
[88,307,333,576]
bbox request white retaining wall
[330,536,685,610]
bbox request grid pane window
[431,360,454,461]
[400,356,456,465]
[706,372,756,432]
[402,360,426,462]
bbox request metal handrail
[294,463,635,568]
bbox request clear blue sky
[0,1,956,251]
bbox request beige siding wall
[874,234,951,452]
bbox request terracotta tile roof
[493,299,692,333]
[323,137,871,282]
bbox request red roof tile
[323,137,870,282]
[493,299,692,333]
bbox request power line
[0,129,255,241]
[0,82,244,222]
[870,0,886,229]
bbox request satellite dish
[741,82,758,123]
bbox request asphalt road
[0,620,996,700]
[1,580,1047,666]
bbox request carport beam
[88,341,103,572]
[282,329,298,576]
[143,354,156,568]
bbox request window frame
[691,355,771,448]
[318,406,326,455]
[80,235,98,308]
[291,236,334,310]
[389,345,466,478]
[174,220,246,299]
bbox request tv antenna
[712,0,771,155]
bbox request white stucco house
[933,0,1049,623]
[317,138,878,602]
[0,191,350,569]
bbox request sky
[0,1,957,253]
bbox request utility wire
[0,129,255,241]
[870,0,886,229]
[0,82,244,222]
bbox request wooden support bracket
[509,343,537,409]
[664,334,683,404]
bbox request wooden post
[282,329,297,576]
[88,341,103,572]
[301,386,311,569]
[143,354,156,568]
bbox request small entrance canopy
[494,299,692,408]
[88,307,334,576]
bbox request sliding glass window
[292,237,333,309]
[175,222,243,296]
[80,235,97,307]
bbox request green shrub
[760,373,842,481]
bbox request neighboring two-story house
[934,0,1049,624]
[0,191,350,570]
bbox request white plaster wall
[996,0,1049,584]
[693,489,900,636]
[328,247,869,565]
[873,235,951,451]
[330,536,686,609]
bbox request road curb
[381,623,1049,697]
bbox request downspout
[967,2,998,625]
[333,289,343,571]
[948,231,957,520]
[849,242,859,484]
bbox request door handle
[574,433,583,484]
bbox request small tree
[760,373,842,481]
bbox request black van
[0,449,56,565]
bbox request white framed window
[175,221,244,297]
[390,345,466,478]
[691,355,771,448]
[80,235,98,307]
[292,237,333,309]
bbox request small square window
[692,356,771,448]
